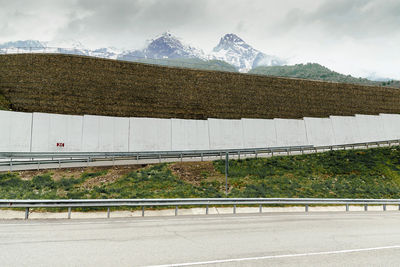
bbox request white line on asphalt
[147,245,400,267]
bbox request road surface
[1,212,399,266]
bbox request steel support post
[346,204,349,212]
[68,207,71,219]
[305,204,309,212]
[175,206,178,216]
[107,208,110,218]
[225,153,229,195]
[364,204,368,211]
[206,205,209,215]
[233,205,236,214]
[383,204,386,211]
[142,206,145,217]
[259,205,262,213]
[25,208,29,220]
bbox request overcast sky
[1,0,399,79]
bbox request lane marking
[147,245,400,267]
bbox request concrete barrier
[129,117,172,151]
[355,114,386,143]
[208,118,244,149]
[31,113,83,152]
[330,116,360,145]
[0,110,32,152]
[242,118,277,148]
[274,119,309,146]
[304,117,335,146]
[380,113,400,140]
[171,119,210,150]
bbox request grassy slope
[2,147,400,200]
[249,63,400,89]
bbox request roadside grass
[1,147,400,211]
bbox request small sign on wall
[56,143,65,147]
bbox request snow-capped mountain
[211,34,285,72]
[0,33,284,72]
[119,32,205,61]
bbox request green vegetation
[249,63,400,88]
[2,147,400,201]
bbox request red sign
[57,143,65,147]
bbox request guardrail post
[10,158,12,172]
[159,154,161,163]
[107,208,110,218]
[68,207,71,219]
[255,150,258,158]
[346,204,349,212]
[364,204,368,211]
[25,208,29,220]
[175,206,178,216]
[305,205,309,212]
[233,205,236,214]
[201,153,203,162]
[259,205,262,213]
[142,206,145,217]
[180,153,183,163]
[206,205,209,215]
[287,149,290,156]
[383,204,386,211]
[225,153,229,195]
[238,151,240,160]
[58,159,61,169]
[37,161,40,171]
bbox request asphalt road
[1,212,400,266]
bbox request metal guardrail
[1,198,399,219]
[0,139,399,171]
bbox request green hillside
[2,146,400,201]
[250,63,400,88]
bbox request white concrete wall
[0,110,32,152]
[355,114,386,142]
[304,117,335,146]
[379,113,400,140]
[274,119,309,146]
[330,116,360,145]
[242,118,277,148]
[82,115,129,152]
[171,119,209,150]
[129,117,172,151]
[208,118,244,149]
[31,113,83,152]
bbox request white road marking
[147,245,400,267]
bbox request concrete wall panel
[113,117,130,152]
[330,116,360,145]
[355,114,386,142]
[274,119,309,147]
[208,119,244,149]
[129,117,172,151]
[242,118,277,148]
[171,119,209,150]
[304,117,335,146]
[0,110,32,152]
[31,113,83,152]
[379,113,400,140]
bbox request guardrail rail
[1,198,400,219]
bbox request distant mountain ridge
[0,34,398,88]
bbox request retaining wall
[0,110,398,152]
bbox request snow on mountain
[0,33,284,72]
[119,32,206,61]
[211,34,285,72]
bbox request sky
[1,0,399,79]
